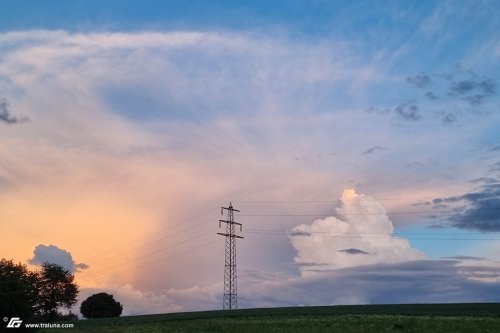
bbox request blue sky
[1,1,427,32]
[1,0,500,314]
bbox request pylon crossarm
[217,232,243,238]
[219,219,242,225]
[221,207,240,213]
[219,220,243,232]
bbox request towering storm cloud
[289,189,425,274]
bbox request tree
[80,293,123,319]
[36,263,78,322]
[0,259,39,323]
[0,259,80,324]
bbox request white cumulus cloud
[78,284,182,316]
[289,189,425,274]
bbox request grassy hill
[42,303,500,333]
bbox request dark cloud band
[432,184,500,232]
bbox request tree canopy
[0,259,39,322]
[37,263,79,321]
[80,292,123,319]
[0,258,79,324]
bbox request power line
[238,208,500,217]
[90,227,219,277]
[245,228,500,236]
[78,202,498,265]
[78,207,225,284]
[91,238,223,283]
[86,214,217,266]
[75,196,499,286]
[75,208,222,284]
[233,195,452,204]
[245,229,500,241]
[80,207,219,263]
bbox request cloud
[289,189,425,274]
[73,257,500,314]
[469,177,499,185]
[441,112,458,124]
[406,74,432,89]
[442,255,485,261]
[425,91,438,100]
[464,94,485,105]
[393,100,420,121]
[369,66,499,124]
[237,259,500,308]
[74,281,222,316]
[0,29,362,290]
[73,255,500,314]
[489,162,500,173]
[28,244,88,273]
[338,248,370,255]
[0,98,28,124]
[70,184,500,314]
[446,70,496,100]
[0,28,499,314]
[479,79,496,94]
[447,73,495,107]
[451,80,477,95]
[432,184,500,231]
[362,146,384,155]
[366,100,421,122]
[451,79,496,96]
[77,284,182,316]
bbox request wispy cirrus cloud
[0,29,392,295]
[0,26,499,314]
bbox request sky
[1,0,500,315]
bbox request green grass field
[42,303,500,333]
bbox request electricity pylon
[217,202,243,310]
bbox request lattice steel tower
[217,202,243,310]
